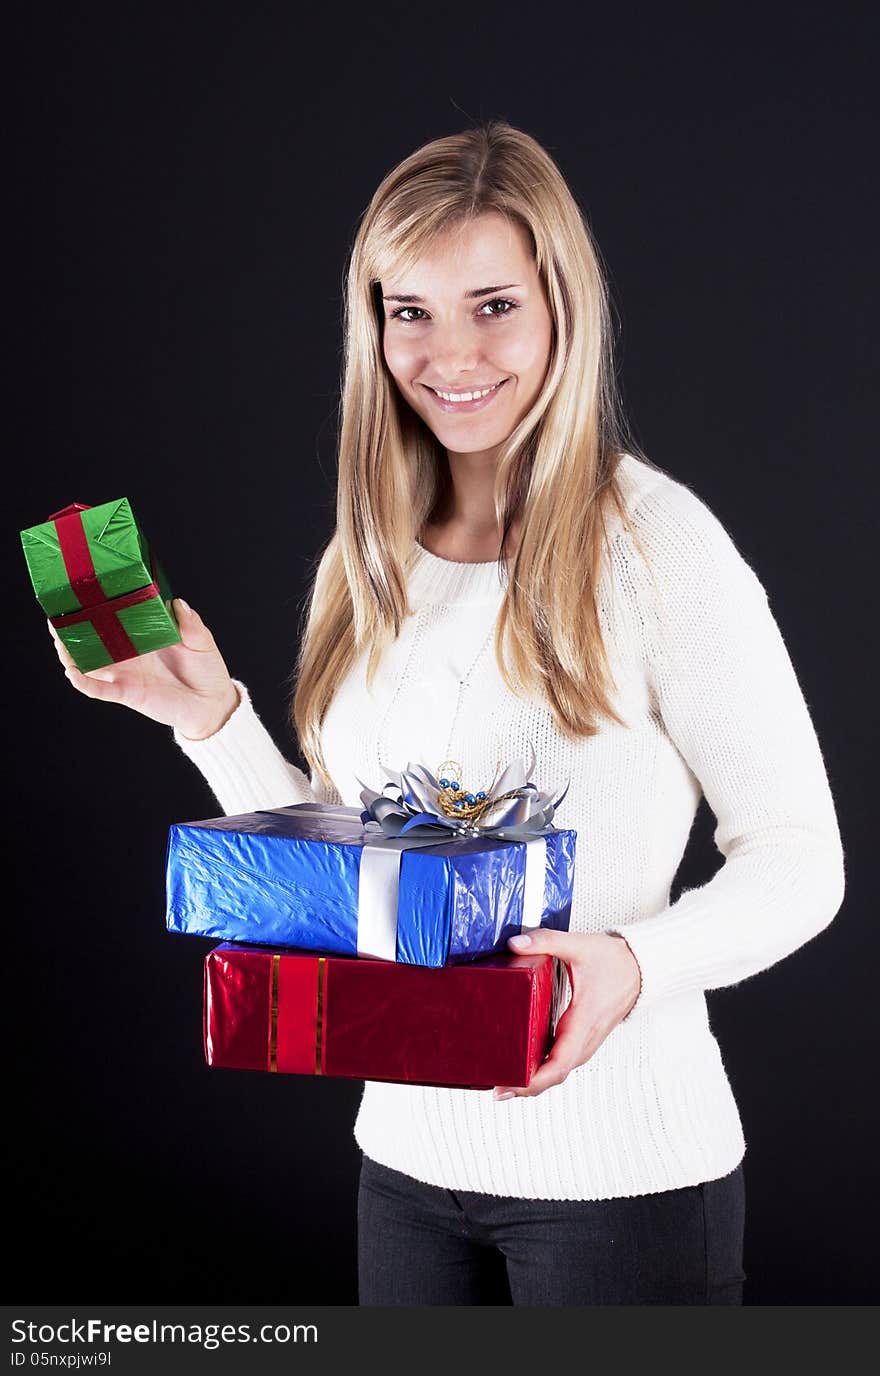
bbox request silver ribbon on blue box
[165,746,576,966]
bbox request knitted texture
[172,453,845,1200]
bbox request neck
[431,445,517,547]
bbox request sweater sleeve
[171,677,343,816]
[606,480,846,1016]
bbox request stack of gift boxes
[22,498,578,1090]
[165,791,576,1088]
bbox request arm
[172,677,343,816]
[606,480,846,1016]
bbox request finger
[48,630,115,681]
[173,598,217,653]
[47,621,76,670]
[507,927,587,962]
[78,665,120,683]
[497,1015,600,1099]
[63,663,126,703]
[506,1049,574,1098]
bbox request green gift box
[20,498,181,672]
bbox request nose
[428,318,483,379]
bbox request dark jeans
[357,1153,746,1305]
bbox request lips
[422,378,510,414]
[427,380,506,397]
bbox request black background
[6,4,876,1305]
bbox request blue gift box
[165,802,576,966]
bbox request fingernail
[509,933,532,948]
[494,1090,516,1101]
[176,598,191,614]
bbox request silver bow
[356,741,570,841]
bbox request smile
[423,378,509,413]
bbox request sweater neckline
[408,540,509,605]
[414,539,507,568]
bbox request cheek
[496,318,553,377]
[383,331,421,383]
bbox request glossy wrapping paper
[203,942,555,1088]
[20,497,180,672]
[166,802,576,966]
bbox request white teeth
[432,381,503,403]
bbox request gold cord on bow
[434,756,528,826]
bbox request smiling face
[381,212,553,465]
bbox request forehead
[384,212,534,290]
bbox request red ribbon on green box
[46,503,163,663]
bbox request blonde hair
[289,119,661,794]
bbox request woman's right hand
[47,598,241,741]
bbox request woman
[49,120,845,1305]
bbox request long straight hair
[290,120,660,794]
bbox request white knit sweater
[172,453,846,1201]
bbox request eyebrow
[381,282,523,303]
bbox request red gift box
[203,942,555,1089]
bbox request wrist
[608,932,642,1015]
[177,682,241,741]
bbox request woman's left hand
[493,930,642,1100]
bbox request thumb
[508,926,550,951]
[507,926,578,959]
[174,598,217,651]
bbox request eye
[388,306,427,323]
[479,297,519,317]
[387,297,520,324]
